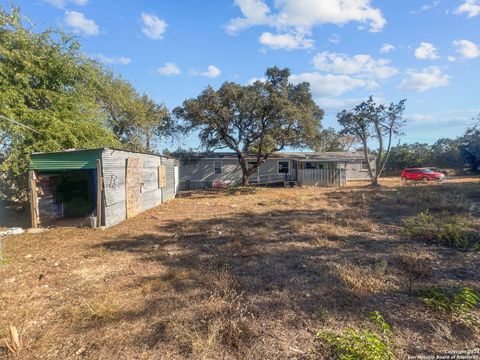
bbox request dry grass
[67,294,125,322]
[0,177,479,359]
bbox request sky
[5,0,480,150]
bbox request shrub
[402,211,480,249]
[421,286,479,318]
[318,311,394,360]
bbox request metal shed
[29,148,178,228]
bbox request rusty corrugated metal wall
[101,149,176,228]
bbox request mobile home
[178,152,376,190]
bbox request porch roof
[178,151,376,162]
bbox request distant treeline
[384,121,480,175]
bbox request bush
[318,311,394,360]
[402,211,480,249]
[421,286,479,318]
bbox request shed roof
[30,147,177,171]
[30,148,103,170]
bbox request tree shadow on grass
[86,208,441,353]
[83,192,480,357]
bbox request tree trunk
[360,137,376,186]
[241,172,249,186]
[375,127,394,183]
[237,155,251,186]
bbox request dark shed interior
[29,149,102,228]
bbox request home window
[214,161,222,174]
[247,161,258,174]
[278,161,289,174]
[305,162,324,169]
[361,160,369,171]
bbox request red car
[401,168,446,183]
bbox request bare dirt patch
[1,179,479,359]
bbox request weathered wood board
[125,157,143,219]
[158,165,166,188]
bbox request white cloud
[226,0,386,44]
[42,0,88,9]
[414,42,439,60]
[405,114,435,122]
[448,55,457,62]
[454,0,480,17]
[399,66,450,92]
[316,97,366,112]
[248,77,266,84]
[156,63,181,76]
[141,13,167,40]
[64,11,99,36]
[290,72,378,97]
[312,52,398,79]
[453,39,480,59]
[259,32,314,50]
[406,109,480,124]
[380,43,395,54]
[226,0,273,34]
[192,65,221,78]
[328,33,341,44]
[410,1,439,14]
[91,54,131,65]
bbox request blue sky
[6,0,480,150]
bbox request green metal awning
[30,149,103,171]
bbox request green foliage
[385,139,465,175]
[0,6,117,201]
[337,96,406,186]
[452,287,479,315]
[459,115,480,173]
[421,286,479,318]
[422,286,451,313]
[0,6,171,203]
[431,138,464,171]
[386,143,433,174]
[315,127,357,152]
[318,312,394,360]
[369,311,392,337]
[402,211,479,249]
[95,71,172,152]
[174,67,323,185]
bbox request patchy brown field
[1,178,480,359]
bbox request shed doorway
[36,170,97,227]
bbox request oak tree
[337,96,406,186]
[174,67,323,185]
